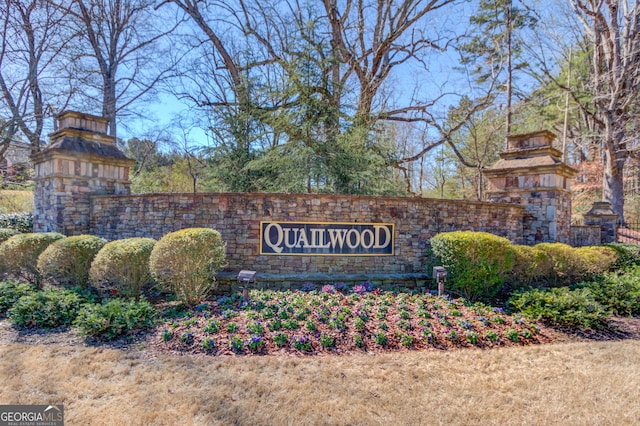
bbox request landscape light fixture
[237,270,257,283]
[237,270,257,301]
[433,266,447,296]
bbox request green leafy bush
[577,268,640,316]
[0,212,33,233]
[507,287,609,329]
[429,231,514,300]
[74,298,157,341]
[0,228,21,244]
[0,280,37,317]
[0,232,65,285]
[8,288,85,328]
[149,228,226,306]
[37,235,107,288]
[89,238,156,299]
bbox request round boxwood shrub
[149,228,226,306]
[89,238,156,299]
[0,228,21,244]
[8,287,85,328]
[37,235,107,288]
[0,232,65,286]
[429,231,514,300]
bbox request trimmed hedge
[89,238,156,300]
[429,231,514,300]
[429,232,622,299]
[149,228,226,306]
[510,245,553,288]
[535,243,618,284]
[37,235,107,288]
[0,232,65,285]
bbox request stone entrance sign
[260,221,394,256]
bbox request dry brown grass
[0,190,33,214]
[1,339,639,425]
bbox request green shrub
[0,232,65,285]
[8,288,85,328]
[0,228,21,244]
[507,287,609,329]
[604,243,640,269]
[429,231,514,300]
[0,280,37,317]
[0,212,33,233]
[577,268,640,316]
[74,298,157,341]
[37,235,107,288]
[89,238,156,300]
[149,228,226,306]
[510,245,554,287]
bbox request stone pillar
[483,130,578,245]
[31,111,134,235]
[584,201,618,244]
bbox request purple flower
[301,282,317,292]
[334,282,346,291]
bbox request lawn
[0,338,638,425]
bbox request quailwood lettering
[260,221,394,256]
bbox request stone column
[31,111,134,235]
[584,201,618,244]
[483,130,578,245]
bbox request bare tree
[0,0,73,154]
[564,0,640,219]
[62,0,181,138]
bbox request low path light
[237,270,257,301]
[432,266,447,296]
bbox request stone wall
[89,192,525,277]
[570,225,601,247]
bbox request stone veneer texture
[89,192,525,275]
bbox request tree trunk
[603,143,626,221]
[103,77,117,138]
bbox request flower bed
[156,288,551,356]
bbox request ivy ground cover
[155,288,553,356]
